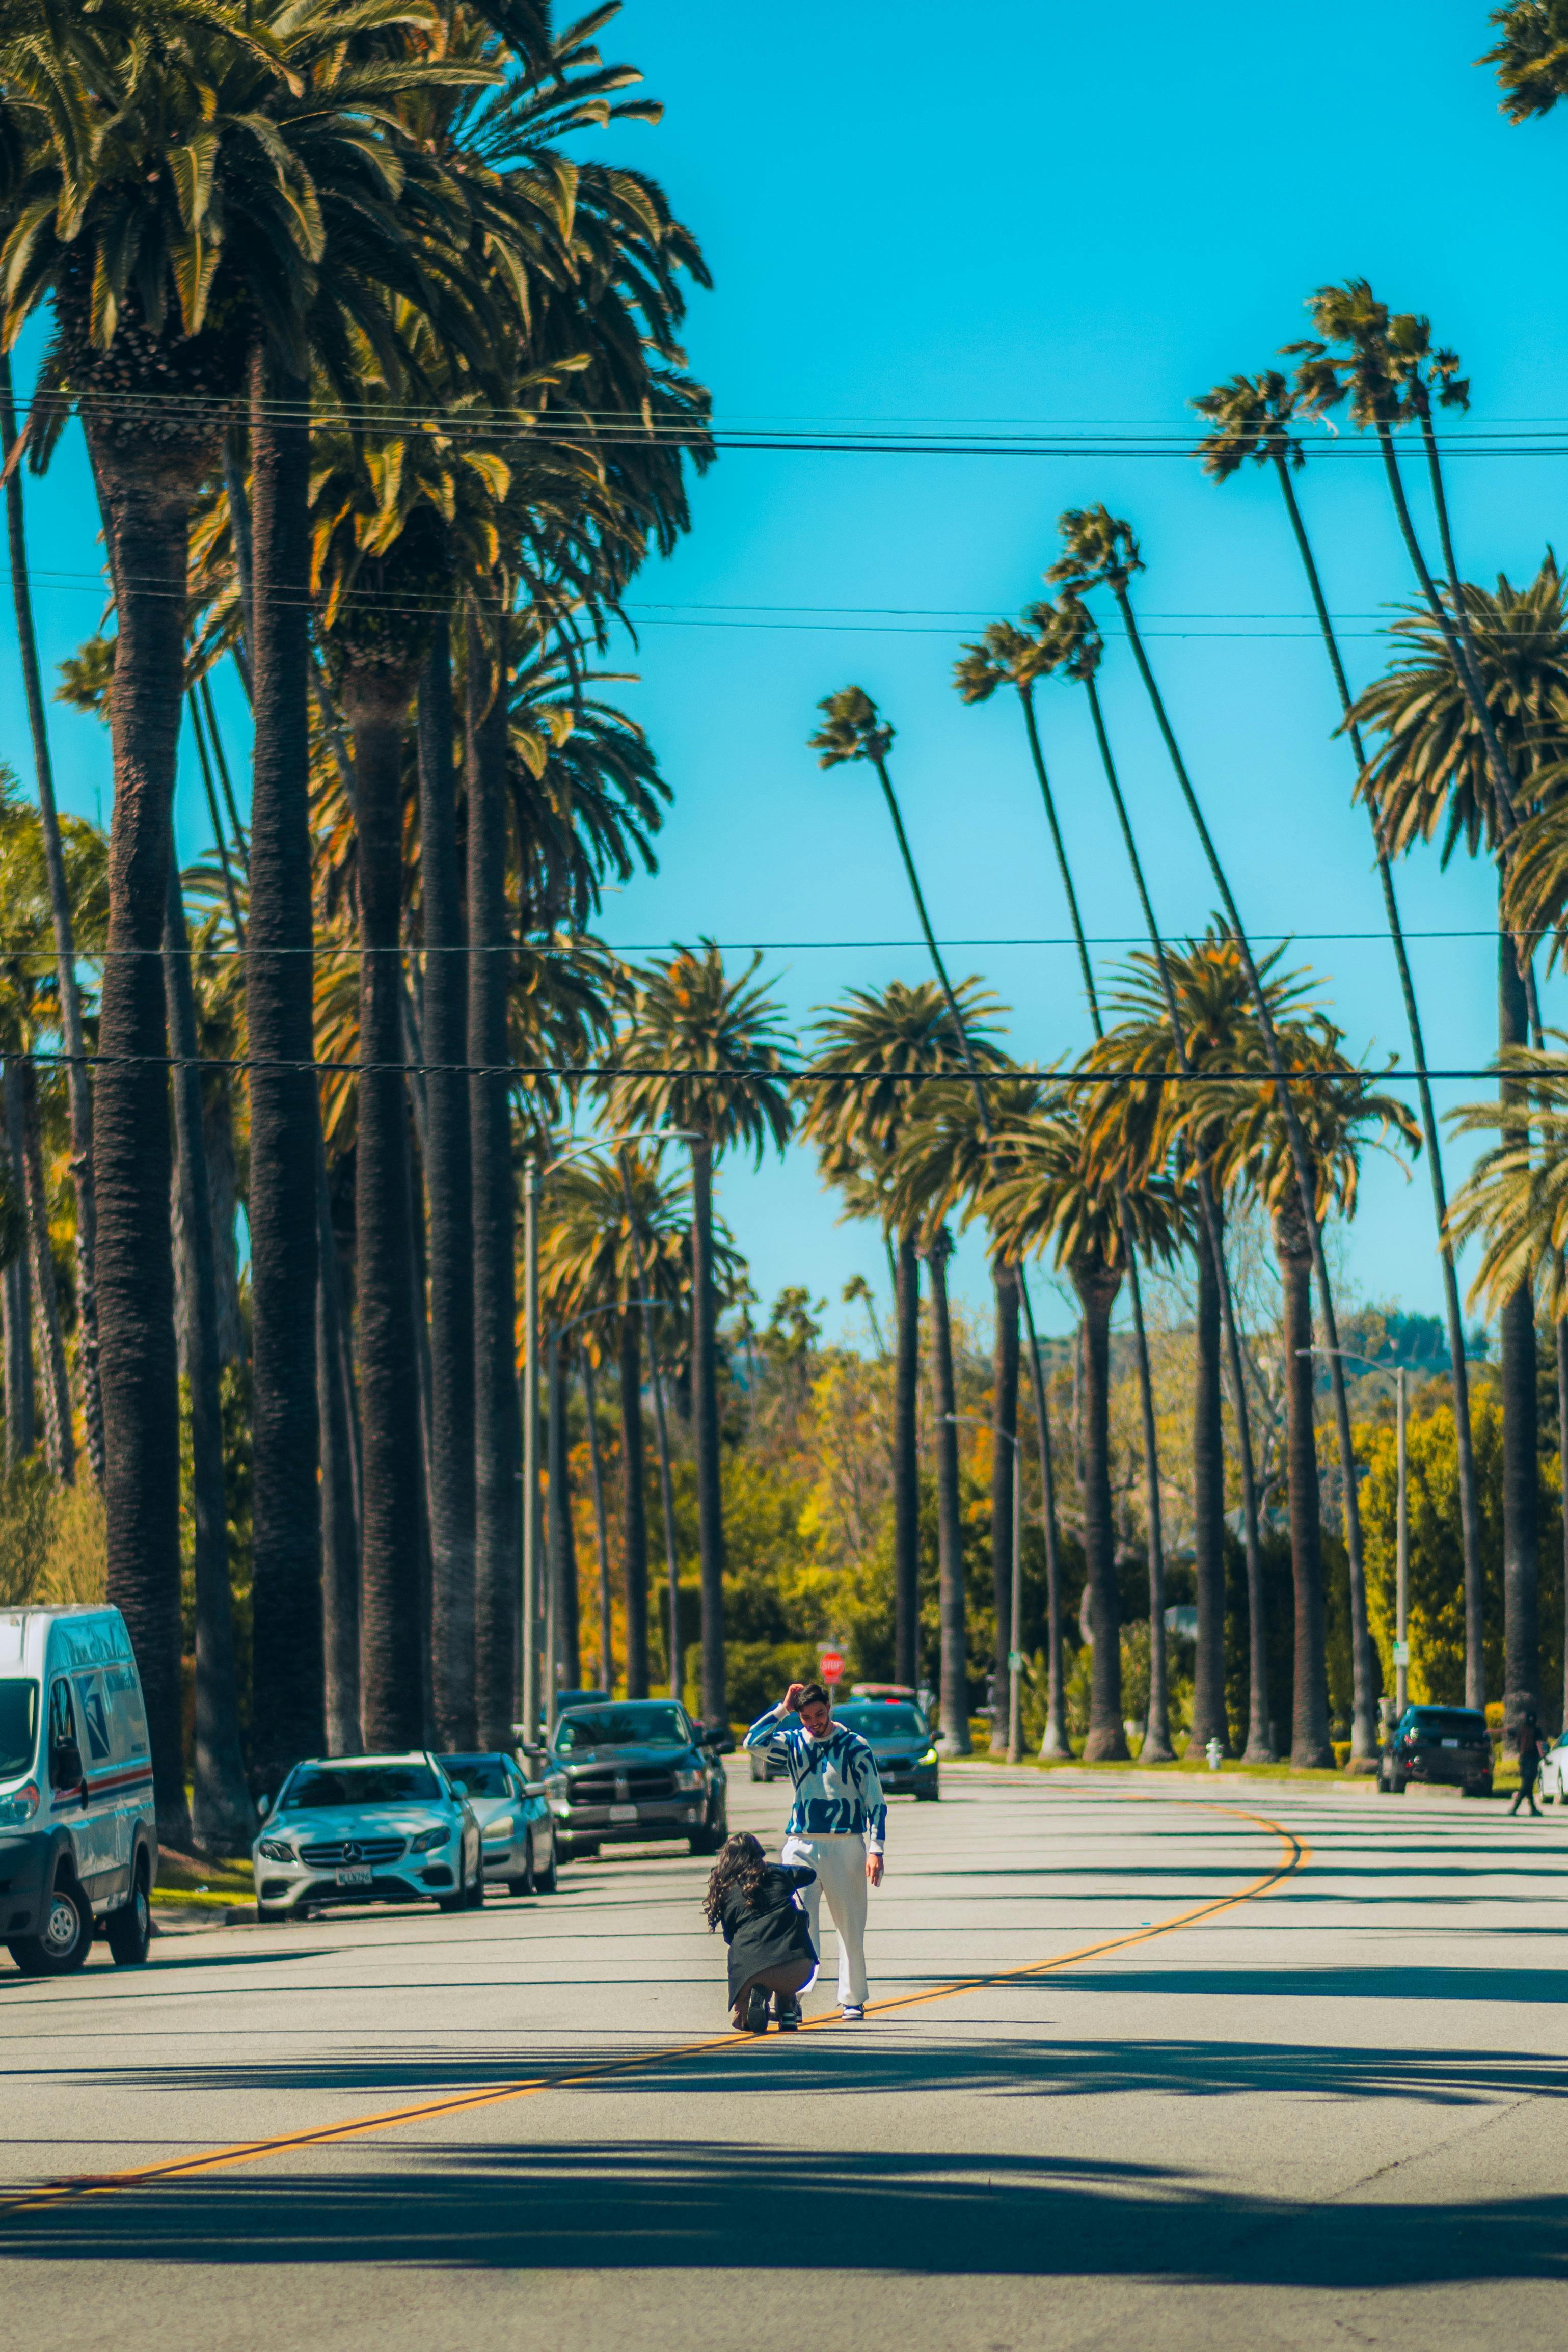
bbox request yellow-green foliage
[0,1464,106,1608]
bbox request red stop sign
[820,1651,844,1683]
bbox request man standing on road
[1510,1715,1545,1818]
[744,1680,885,2020]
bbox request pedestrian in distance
[744,1679,886,2020]
[705,1832,819,2033]
[1510,1714,1545,1818]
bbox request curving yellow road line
[1,1792,1308,2218]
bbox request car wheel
[749,1753,764,1782]
[438,1841,480,1914]
[508,1833,537,1899]
[916,1789,940,1802]
[256,1902,289,1924]
[8,1872,93,1976]
[463,1838,485,1909]
[534,1832,558,1895]
[106,1857,151,1967]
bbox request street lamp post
[944,1413,1024,1764]
[1302,1344,1414,1722]
[521,1131,692,1748]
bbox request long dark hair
[703,1832,768,1928]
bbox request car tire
[534,1835,558,1895]
[438,1841,482,1914]
[508,1834,537,1899]
[915,1789,940,1802]
[463,1840,485,1909]
[257,1902,289,1924]
[105,1857,151,1967]
[7,1871,93,1976]
[749,1753,764,1782]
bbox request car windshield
[835,1704,926,1738]
[280,1763,440,1809]
[555,1706,689,1753]
[1404,1710,1487,1740]
[438,1756,510,1797]
[0,1678,38,1779]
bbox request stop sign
[820,1651,844,1683]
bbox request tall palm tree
[956,614,1176,1759]
[987,1100,1183,1761]
[540,1149,691,1700]
[1484,4,1568,118]
[1051,507,1381,1765]
[1193,363,1488,1706]
[608,944,793,1724]
[1350,564,1568,1743]
[799,979,1014,1713]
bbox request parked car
[253,1754,483,1918]
[748,1710,801,1781]
[0,1603,157,1976]
[437,1751,556,1895]
[544,1700,727,1857]
[1378,1705,1493,1796]
[1537,1731,1568,1803]
[831,1699,939,1802]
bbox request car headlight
[544,1774,569,1804]
[674,1767,704,1792]
[482,1814,516,1841]
[0,1780,39,1828]
[257,1837,295,1863]
[919,1747,937,1766]
[411,1824,451,1853]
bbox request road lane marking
[0,1794,1306,2216]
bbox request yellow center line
[0,1793,1308,2219]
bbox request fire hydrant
[1205,1737,1223,1772]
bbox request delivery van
[0,1603,158,1975]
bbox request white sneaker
[841,2004,864,2020]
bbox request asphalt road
[2,1762,1566,2350]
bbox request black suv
[544,1700,728,1858]
[1380,1705,1493,1797]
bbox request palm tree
[540,1149,691,1700]
[1484,5,1568,117]
[1198,1022,1419,1765]
[956,613,1177,1759]
[987,1101,1183,1761]
[799,979,1014,1713]
[608,944,793,1724]
[1051,507,1382,1765]
[1193,364,1488,1705]
[1350,564,1568,1742]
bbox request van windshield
[0,1679,38,1779]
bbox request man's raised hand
[782,1682,807,1714]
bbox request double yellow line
[1,1796,1307,2219]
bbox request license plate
[1442,1738,1458,1749]
[336,1866,372,1887]
[608,1804,638,1823]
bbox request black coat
[719,1862,817,2003]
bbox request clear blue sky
[3,1,1564,1344]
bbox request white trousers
[782,1831,870,2007]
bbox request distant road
[1,1764,1564,2350]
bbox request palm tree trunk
[1557,1300,1568,1736]
[1019,1277,1069,1756]
[1111,588,1375,1761]
[925,1230,969,1754]
[467,625,519,1750]
[893,1234,921,1689]
[1074,1259,1127,1760]
[316,1116,361,1755]
[20,1065,72,1483]
[583,1342,613,1693]
[1273,451,1486,1710]
[164,873,252,1852]
[246,351,323,1790]
[86,420,198,1847]
[1275,1198,1333,1766]
[2,1065,33,1466]
[417,619,477,1747]
[619,1310,650,1698]
[345,662,425,1752]
[689,1134,726,1721]
[1499,927,1540,1754]
[1189,1206,1228,1757]
[990,1258,1019,1731]
[0,353,101,1485]
[548,1334,581,1690]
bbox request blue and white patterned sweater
[744,1707,887,1852]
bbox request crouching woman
[705,1832,817,2033]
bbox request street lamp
[944,1413,1024,1765]
[1301,1344,1412,1717]
[521,1130,694,1746]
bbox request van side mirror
[49,1739,84,1790]
[257,1793,272,1819]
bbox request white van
[0,1604,158,1974]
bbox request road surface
[2,1763,1565,2349]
